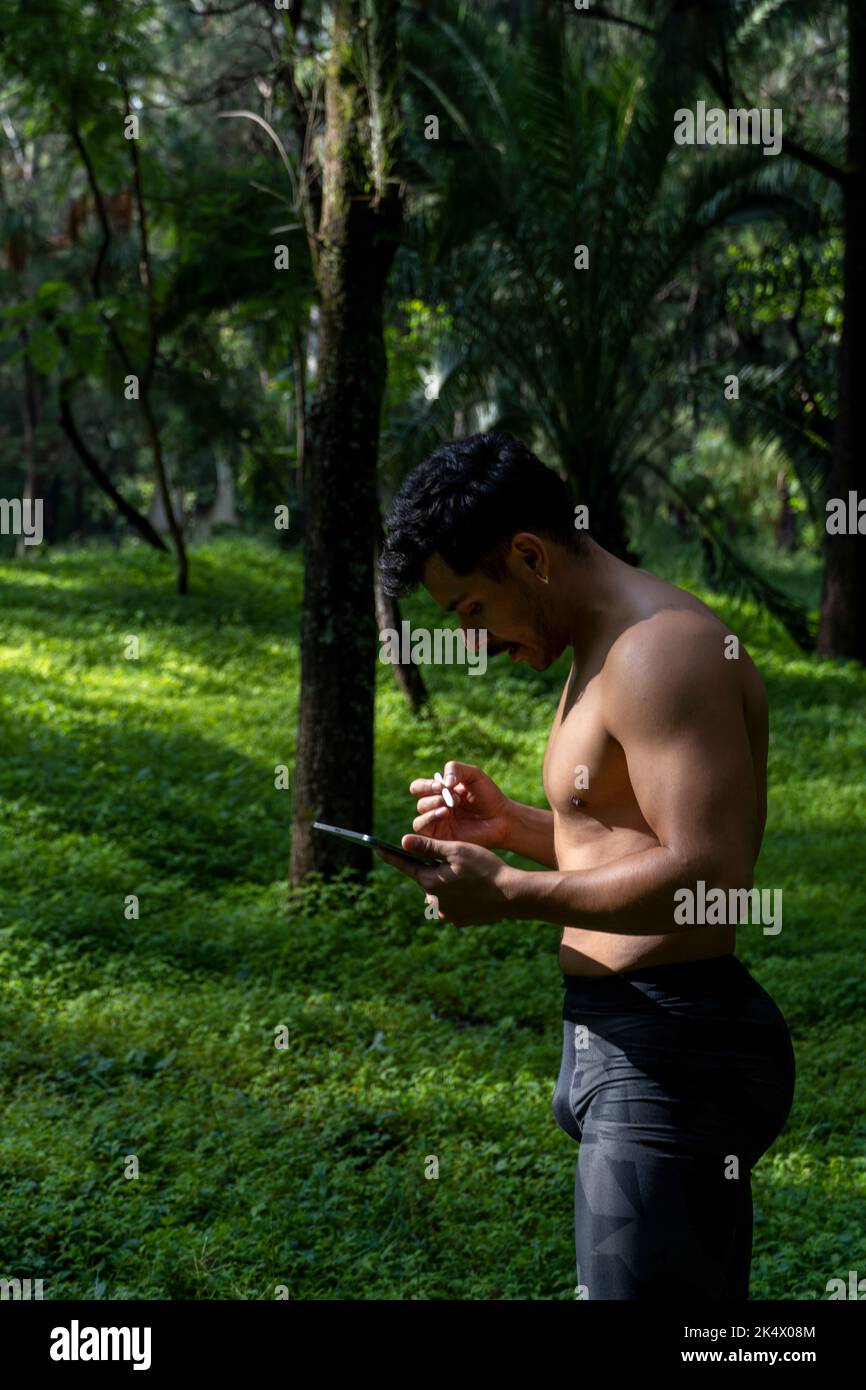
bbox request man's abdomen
[554,826,738,976]
[559,923,737,977]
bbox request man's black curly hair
[379,431,584,598]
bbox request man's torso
[543,568,768,976]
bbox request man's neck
[558,539,631,665]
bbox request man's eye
[467,603,482,617]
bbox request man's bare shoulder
[608,601,731,668]
[600,605,744,731]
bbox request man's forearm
[502,800,558,867]
[501,846,732,935]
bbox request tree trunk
[209,452,239,526]
[593,505,639,565]
[58,388,169,552]
[67,115,187,589]
[817,0,866,660]
[573,469,638,564]
[46,461,62,545]
[290,0,403,883]
[374,531,430,714]
[18,348,51,556]
[141,394,188,594]
[774,468,797,552]
[73,475,85,535]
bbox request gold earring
[538,573,549,585]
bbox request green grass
[0,532,864,1299]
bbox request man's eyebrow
[446,592,468,613]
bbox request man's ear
[511,532,549,580]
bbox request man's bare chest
[541,677,634,822]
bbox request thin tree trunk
[72,475,84,533]
[45,448,62,545]
[140,394,188,592]
[70,113,188,592]
[18,346,50,556]
[58,387,169,552]
[572,467,638,564]
[374,521,430,714]
[127,118,188,595]
[774,469,797,552]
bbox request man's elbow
[668,844,755,893]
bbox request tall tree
[289,0,404,881]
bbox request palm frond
[642,459,814,650]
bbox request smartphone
[312,821,443,866]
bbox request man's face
[422,541,565,670]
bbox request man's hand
[408,760,514,850]
[374,835,516,926]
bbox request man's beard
[526,590,555,666]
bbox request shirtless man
[377,431,795,1300]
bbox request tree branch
[68,118,139,377]
[567,4,657,39]
[575,4,847,186]
[58,383,169,552]
[701,56,847,186]
[188,0,254,15]
[123,84,158,392]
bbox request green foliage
[0,0,315,549]
[387,0,839,607]
[725,233,843,335]
[0,535,862,1299]
[0,0,846,630]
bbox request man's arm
[502,800,557,867]
[502,615,760,934]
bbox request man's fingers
[375,846,445,888]
[401,834,451,863]
[410,768,474,796]
[374,846,424,881]
[413,807,449,833]
[443,760,477,788]
[409,778,441,796]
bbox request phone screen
[312,821,442,865]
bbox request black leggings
[551,953,796,1300]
